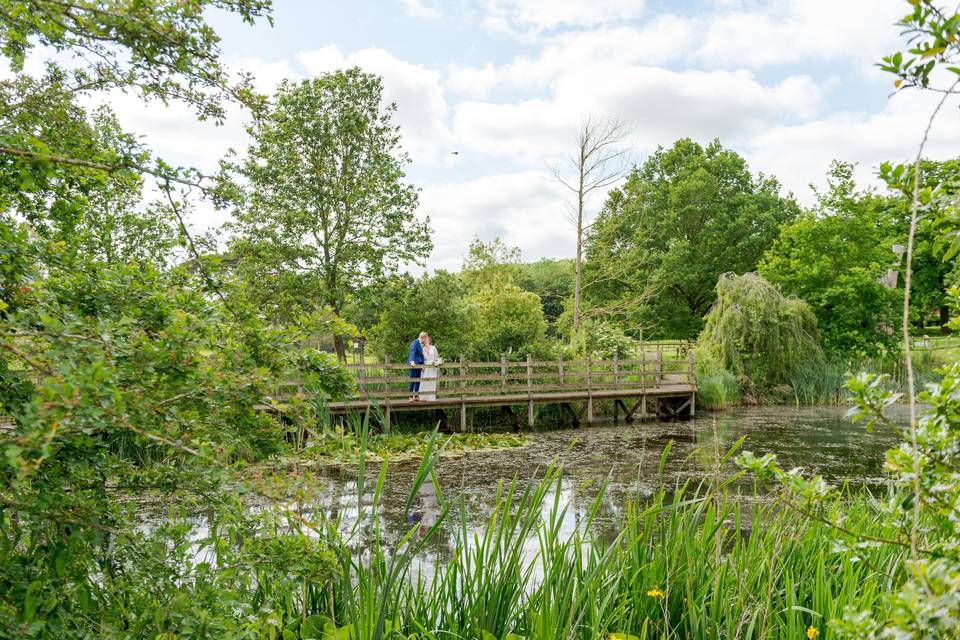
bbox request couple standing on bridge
[408,332,442,402]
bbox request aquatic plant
[696,370,741,410]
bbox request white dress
[420,345,440,401]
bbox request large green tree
[759,161,903,356]
[227,70,429,357]
[584,138,799,339]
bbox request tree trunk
[333,333,347,362]
[573,159,585,333]
[940,305,952,333]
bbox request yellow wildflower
[806,626,819,640]
[646,587,665,598]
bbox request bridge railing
[273,341,695,405]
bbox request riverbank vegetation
[3,0,960,637]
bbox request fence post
[688,348,696,419]
[641,346,646,391]
[655,350,662,385]
[586,355,594,424]
[359,358,366,396]
[384,355,390,399]
[459,355,467,432]
[526,354,534,429]
[558,355,565,387]
[501,354,507,395]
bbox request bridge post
[641,346,646,391]
[459,355,467,432]
[586,355,594,424]
[688,349,696,418]
[526,354,534,429]
[500,354,507,395]
[613,354,620,423]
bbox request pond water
[306,405,900,554]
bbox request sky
[100,0,960,272]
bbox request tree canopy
[585,138,799,339]
[759,161,903,357]
[226,70,428,354]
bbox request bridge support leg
[384,405,392,433]
[527,400,534,430]
[641,395,647,421]
[460,402,467,432]
[587,397,594,424]
[561,403,580,427]
[500,406,519,431]
[690,393,696,419]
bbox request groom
[408,331,427,401]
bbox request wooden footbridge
[268,342,697,432]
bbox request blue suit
[408,338,425,393]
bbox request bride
[419,335,441,401]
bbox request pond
[305,405,900,558]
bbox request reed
[696,370,741,410]
[251,431,905,640]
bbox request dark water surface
[307,406,900,552]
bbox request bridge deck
[266,343,698,430]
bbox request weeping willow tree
[696,273,822,392]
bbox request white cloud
[480,0,646,36]
[746,90,960,204]
[419,171,572,271]
[447,17,693,98]
[452,68,824,162]
[696,0,904,68]
[400,0,441,19]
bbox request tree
[514,258,574,330]
[372,271,478,362]
[460,237,521,291]
[552,115,631,333]
[227,69,429,359]
[472,283,549,361]
[759,162,902,356]
[585,138,799,338]
[695,272,822,393]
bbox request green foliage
[371,271,479,362]
[0,0,272,121]
[305,430,525,463]
[759,161,904,357]
[565,318,640,359]
[226,69,428,329]
[514,258,574,330]
[696,370,741,410]
[472,283,550,360]
[585,138,799,338]
[740,8,960,638]
[696,272,823,395]
[269,450,903,640]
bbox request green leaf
[301,615,330,640]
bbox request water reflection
[321,406,896,531]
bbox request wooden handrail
[277,342,696,404]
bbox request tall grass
[248,431,905,640]
[696,371,741,410]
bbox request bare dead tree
[551,115,632,333]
